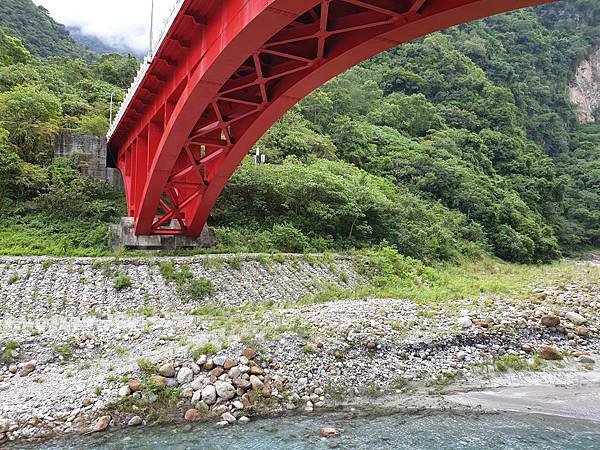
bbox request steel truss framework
[107,0,554,237]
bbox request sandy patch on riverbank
[444,368,600,422]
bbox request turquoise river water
[14,409,600,449]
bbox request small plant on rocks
[186,278,216,301]
[54,342,74,360]
[192,343,218,359]
[159,262,193,286]
[1,339,19,363]
[137,358,160,375]
[493,354,528,372]
[229,255,243,270]
[114,272,132,292]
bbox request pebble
[249,375,264,390]
[238,416,250,425]
[458,317,472,329]
[575,326,590,337]
[128,416,143,427]
[0,419,10,434]
[538,345,562,360]
[118,386,131,397]
[184,409,202,422]
[128,379,142,392]
[92,416,111,432]
[320,427,341,438]
[566,312,587,325]
[578,356,596,364]
[201,385,217,405]
[19,360,37,377]
[149,375,167,389]
[215,381,236,401]
[213,356,227,367]
[159,363,176,378]
[222,412,236,424]
[541,314,560,328]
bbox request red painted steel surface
[107,0,555,237]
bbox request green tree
[0,28,29,65]
[0,84,62,164]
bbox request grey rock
[222,412,237,424]
[177,367,194,384]
[202,385,217,405]
[250,375,264,390]
[565,311,587,325]
[212,405,228,415]
[128,416,143,427]
[215,381,235,400]
[213,356,227,367]
[578,356,596,364]
[159,363,176,378]
[458,317,473,329]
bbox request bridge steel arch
[107,0,555,237]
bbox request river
[15,408,600,449]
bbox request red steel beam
[107,0,556,237]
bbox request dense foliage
[237,1,599,261]
[0,0,597,260]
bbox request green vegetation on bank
[0,0,597,260]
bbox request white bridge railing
[106,0,186,141]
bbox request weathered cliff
[569,47,600,124]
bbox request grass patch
[192,342,219,359]
[137,358,160,375]
[114,272,132,292]
[186,278,216,301]
[54,342,74,360]
[159,263,193,286]
[1,339,19,363]
[229,255,243,270]
[493,354,529,372]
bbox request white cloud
[33,0,178,54]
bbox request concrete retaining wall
[53,133,123,189]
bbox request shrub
[270,223,309,253]
[186,278,216,301]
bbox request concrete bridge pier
[109,217,216,252]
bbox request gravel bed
[0,256,598,443]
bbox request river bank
[0,253,598,444]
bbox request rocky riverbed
[0,254,598,444]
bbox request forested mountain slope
[0,0,86,57]
[221,0,599,261]
[0,0,597,260]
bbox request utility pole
[149,0,155,57]
[109,92,114,126]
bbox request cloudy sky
[33,0,178,54]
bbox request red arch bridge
[107,0,555,237]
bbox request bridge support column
[109,217,216,252]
